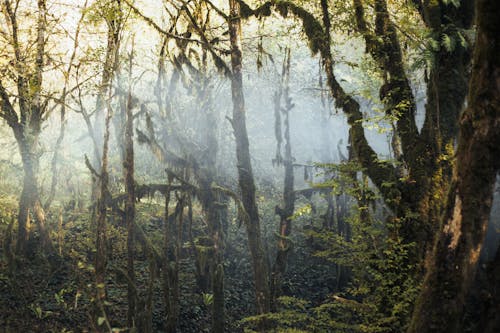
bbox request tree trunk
[0,0,53,257]
[198,72,226,332]
[477,244,500,333]
[124,88,136,329]
[94,91,112,331]
[228,0,271,315]
[12,125,53,255]
[163,184,183,333]
[90,7,121,205]
[271,49,295,309]
[408,1,500,331]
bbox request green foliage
[242,296,311,332]
[289,203,312,220]
[247,163,420,333]
[202,293,214,306]
[29,303,53,320]
[319,166,420,332]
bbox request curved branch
[236,0,400,209]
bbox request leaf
[202,293,214,306]
[98,317,106,326]
[441,34,454,52]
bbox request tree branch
[0,80,18,125]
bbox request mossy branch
[238,0,326,55]
[237,0,401,210]
[211,183,250,228]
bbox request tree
[408,0,500,331]
[122,45,137,330]
[228,0,271,315]
[0,0,54,255]
[235,0,474,329]
[271,48,296,308]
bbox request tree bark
[0,0,54,256]
[90,2,122,204]
[124,85,137,329]
[162,182,184,333]
[228,0,271,315]
[94,90,113,331]
[408,1,500,331]
[271,49,295,309]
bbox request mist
[0,1,498,332]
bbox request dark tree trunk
[271,49,295,309]
[200,95,226,333]
[228,0,271,315]
[94,91,112,331]
[408,1,500,331]
[163,184,183,333]
[477,245,500,333]
[124,89,137,329]
[89,6,121,206]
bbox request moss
[255,2,272,18]
[238,0,255,19]
[275,1,325,55]
[238,0,326,56]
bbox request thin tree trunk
[124,83,136,329]
[228,0,270,315]
[271,49,295,309]
[162,180,173,332]
[408,1,500,331]
[208,191,225,333]
[44,1,85,211]
[90,8,121,204]
[163,179,183,333]
[94,93,113,331]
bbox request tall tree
[235,0,474,329]
[0,0,54,255]
[408,0,500,331]
[228,0,271,315]
[238,0,473,260]
[271,48,295,308]
[123,46,137,330]
[78,0,123,206]
[44,1,87,212]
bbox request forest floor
[0,199,335,333]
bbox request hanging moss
[238,0,326,56]
[255,2,272,18]
[280,2,325,55]
[212,53,231,76]
[238,0,255,19]
[195,236,215,273]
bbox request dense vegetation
[0,0,498,332]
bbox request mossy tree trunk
[408,1,500,331]
[228,0,271,315]
[271,49,295,310]
[162,181,185,333]
[123,73,137,329]
[86,1,123,206]
[237,0,473,259]
[200,92,226,333]
[0,0,54,256]
[94,86,112,332]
